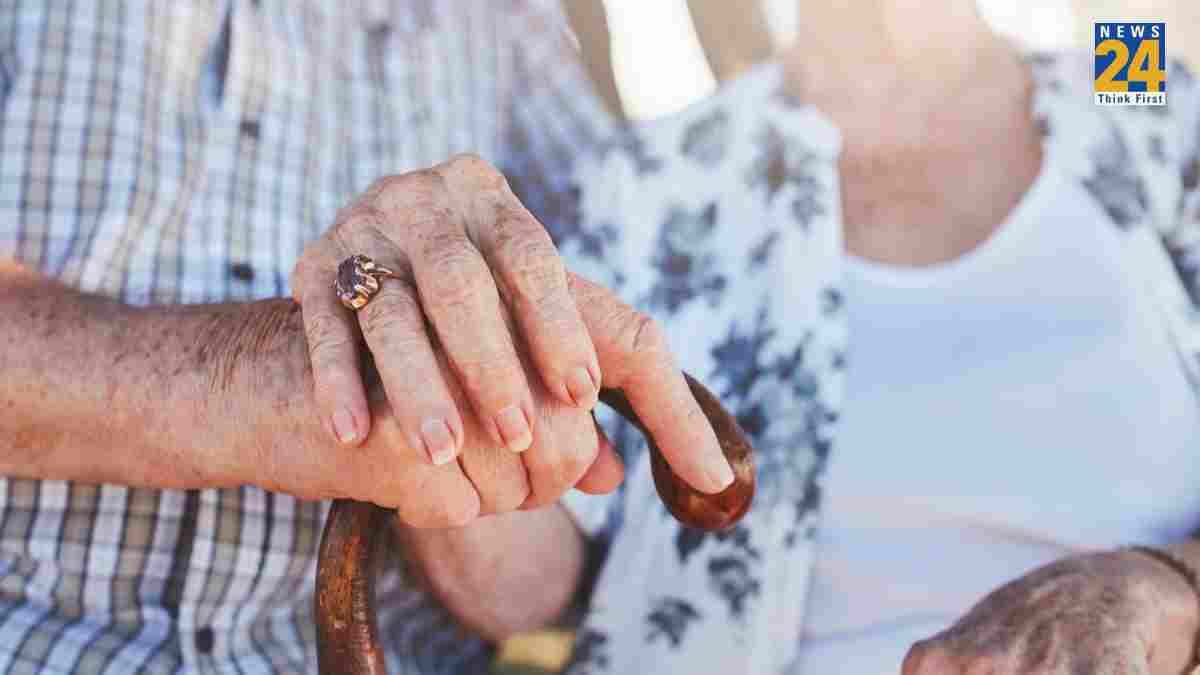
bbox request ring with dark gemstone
[334,254,399,310]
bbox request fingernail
[566,367,598,408]
[495,405,532,452]
[708,456,735,492]
[421,418,457,466]
[332,408,359,444]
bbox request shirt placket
[176,1,268,669]
[213,0,272,303]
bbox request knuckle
[447,153,499,178]
[556,425,601,481]
[370,172,427,202]
[455,355,520,397]
[440,153,510,196]
[423,241,491,309]
[369,170,451,219]
[557,448,596,487]
[902,640,944,675]
[334,204,385,236]
[618,311,670,365]
[422,229,476,270]
[527,443,595,498]
[397,200,459,247]
[304,314,351,366]
[501,232,566,309]
[357,287,422,338]
[485,480,530,514]
[366,173,412,198]
[531,456,586,496]
[520,481,557,509]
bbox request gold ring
[334,254,400,310]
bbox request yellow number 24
[1096,38,1166,92]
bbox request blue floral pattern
[559,63,844,675]
[644,203,727,313]
[560,53,1200,675]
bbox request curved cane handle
[315,373,755,675]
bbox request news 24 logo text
[1094,22,1166,106]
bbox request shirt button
[239,119,261,139]
[230,262,256,281]
[195,626,215,654]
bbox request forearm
[395,504,586,643]
[0,260,314,489]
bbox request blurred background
[582,0,1200,121]
[495,1,1198,672]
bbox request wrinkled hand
[902,550,1199,675]
[289,154,733,526]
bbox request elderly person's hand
[902,549,1199,675]
[289,154,734,527]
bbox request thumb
[567,273,734,494]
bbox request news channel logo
[1094,22,1166,106]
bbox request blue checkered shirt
[0,1,613,672]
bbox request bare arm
[562,0,625,119]
[1,258,590,637]
[396,506,588,643]
[0,259,310,490]
[0,257,599,519]
[0,257,495,516]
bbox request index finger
[568,274,733,494]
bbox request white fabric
[791,152,1200,674]
[564,62,848,675]
[564,52,1200,675]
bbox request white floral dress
[549,54,1200,674]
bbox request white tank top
[791,157,1200,673]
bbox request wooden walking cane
[314,374,756,675]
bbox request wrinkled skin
[289,154,734,527]
[903,550,1199,675]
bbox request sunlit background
[601,0,1200,120]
